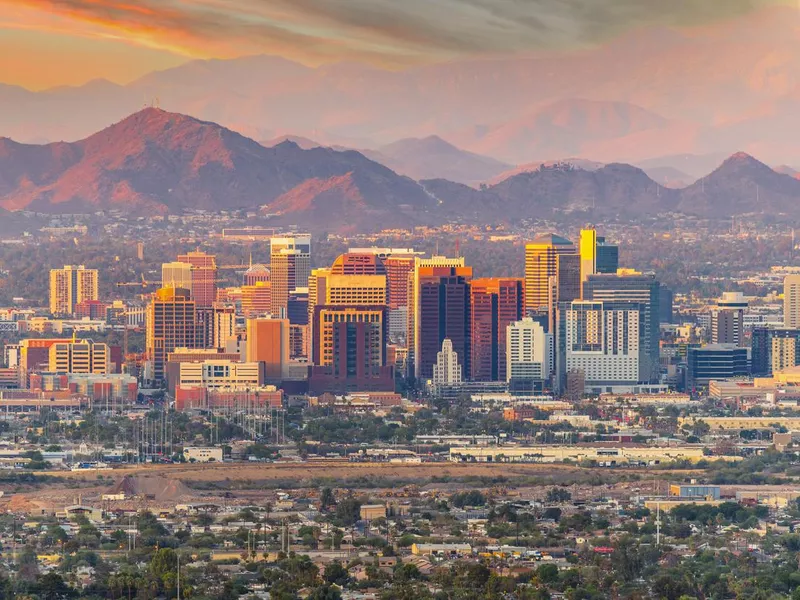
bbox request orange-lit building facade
[470,278,524,382]
[246,317,290,380]
[241,281,272,317]
[177,251,217,308]
[146,287,198,383]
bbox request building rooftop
[528,233,573,246]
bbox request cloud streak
[2,0,793,68]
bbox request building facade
[48,340,110,375]
[711,292,747,347]
[564,301,642,391]
[524,234,575,315]
[582,273,660,383]
[412,265,472,381]
[145,287,198,383]
[246,317,290,381]
[785,275,800,329]
[432,338,462,385]
[469,278,524,382]
[506,317,553,388]
[49,265,99,316]
[177,251,217,308]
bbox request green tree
[324,561,349,586]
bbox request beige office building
[785,275,800,328]
[48,340,110,374]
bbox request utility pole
[656,502,661,546]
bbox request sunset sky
[0,0,792,90]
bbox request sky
[0,0,792,91]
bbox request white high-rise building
[432,339,462,385]
[785,275,800,328]
[565,301,641,386]
[506,317,553,383]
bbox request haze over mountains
[2,109,800,233]
[3,6,800,171]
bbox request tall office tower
[241,282,272,318]
[659,285,674,324]
[432,339,462,385]
[161,262,193,293]
[785,275,800,328]
[146,287,198,383]
[554,253,581,318]
[307,268,331,350]
[177,251,217,308]
[711,292,747,347]
[563,300,643,390]
[246,317,290,381]
[202,302,236,350]
[270,235,311,316]
[413,267,473,381]
[331,252,386,276]
[243,263,270,287]
[408,257,469,373]
[582,273,660,383]
[49,340,110,374]
[311,305,387,367]
[346,248,422,309]
[49,265,99,316]
[270,249,300,317]
[507,317,553,390]
[580,228,620,282]
[308,305,393,393]
[524,234,576,315]
[596,237,619,275]
[287,288,309,325]
[579,229,598,284]
[384,255,417,310]
[287,288,310,359]
[470,278,525,382]
[309,274,387,362]
[752,327,800,376]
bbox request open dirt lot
[41,460,697,486]
[0,462,699,514]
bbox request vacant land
[41,460,696,489]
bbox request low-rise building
[183,446,223,463]
[449,444,719,465]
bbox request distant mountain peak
[726,151,759,163]
[712,151,773,175]
[0,108,433,228]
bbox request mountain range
[2,109,800,232]
[263,134,512,185]
[3,6,800,169]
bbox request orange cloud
[0,0,794,88]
